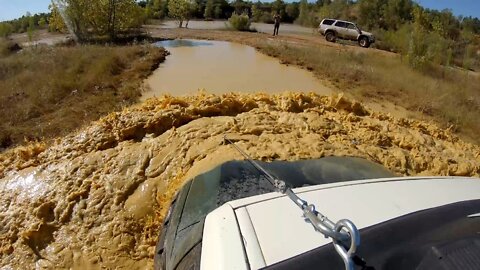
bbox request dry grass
[257,42,480,144]
[0,43,166,149]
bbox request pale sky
[1,0,479,22]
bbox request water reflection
[144,39,332,98]
[154,39,214,48]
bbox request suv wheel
[325,31,336,43]
[358,36,370,48]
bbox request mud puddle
[0,93,479,269]
[143,39,332,99]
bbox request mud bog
[143,39,332,99]
[1,93,479,269]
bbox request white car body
[200,176,480,270]
[318,18,375,47]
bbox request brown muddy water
[1,92,479,269]
[143,39,332,99]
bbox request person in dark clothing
[273,13,281,36]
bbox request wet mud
[1,92,479,269]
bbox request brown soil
[1,92,479,269]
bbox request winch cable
[224,135,362,270]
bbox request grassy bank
[0,42,166,149]
[257,42,480,142]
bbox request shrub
[0,39,20,57]
[228,13,251,31]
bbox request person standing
[273,13,281,36]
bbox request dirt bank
[0,92,479,269]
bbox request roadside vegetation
[0,41,166,149]
[257,42,480,143]
[0,12,50,40]
[228,13,252,31]
[140,0,480,71]
[2,0,478,71]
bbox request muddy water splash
[143,40,332,99]
[0,93,479,269]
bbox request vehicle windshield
[177,157,395,231]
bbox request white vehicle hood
[201,177,480,270]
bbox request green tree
[214,5,222,18]
[0,23,13,38]
[233,0,248,15]
[462,16,480,34]
[408,5,429,68]
[50,0,144,40]
[38,17,47,28]
[272,0,286,19]
[251,2,262,22]
[296,0,309,25]
[285,3,299,22]
[168,0,196,27]
[27,15,35,42]
[147,0,166,19]
[228,13,251,31]
[381,0,413,30]
[357,0,385,29]
[49,2,67,33]
[204,0,214,19]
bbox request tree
[0,23,13,38]
[232,0,248,15]
[272,0,286,19]
[49,3,67,33]
[285,3,299,22]
[27,15,35,42]
[462,16,480,34]
[204,0,214,19]
[381,0,413,30]
[296,0,315,26]
[251,2,262,22]
[357,0,385,29]
[147,0,166,19]
[49,0,144,40]
[168,0,196,27]
[38,17,47,28]
[214,5,222,18]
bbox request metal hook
[332,219,360,270]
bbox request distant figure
[273,13,281,36]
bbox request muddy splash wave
[1,92,479,269]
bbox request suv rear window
[334,21,347,28]
[322,19,335,25]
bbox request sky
[1,0,479,22]
[416,0,480,18]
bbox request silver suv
[318,18,375,48]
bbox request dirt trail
[1,92,479,269]
[145,26,396,56]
